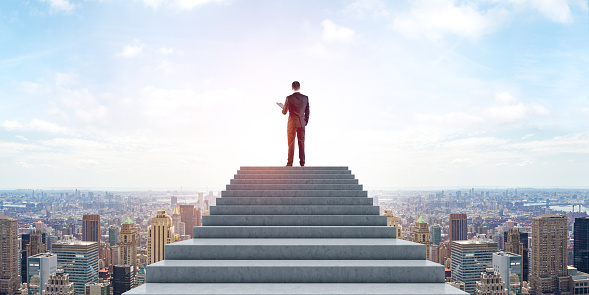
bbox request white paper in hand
[276,102,284,108]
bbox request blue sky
[0,0,588,189]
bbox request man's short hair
[292,81,300,91]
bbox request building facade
[147,210,173,265]
[82,215,100,243]
[171,205,185,239]
[431,224,442,245]
[119,217,137,270]
[21,229,46,284]
[493,251,522,295]
[413,216,431,260]
[44,269,74,295]
[451,235,498,294]
[112,265,135,295]
[27,253,57,295]
[474,268,508,295]
[450,213,468,243]
[52,236,99,295]
[85,282,110,295]
[530,214,572,295]
[179,205,195,238]
[108,226,119,246]
[0,215,20,295]
[574,217,589,274]
[384,209,403,239]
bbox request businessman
[277,81,309,167]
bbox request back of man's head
[292,81,300,91]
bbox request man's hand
[276,102,284,108]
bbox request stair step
[203,215,387,226]
[146,260,445,283]
[230,178,359,185]
[222,190,368,197]
[193,226,396,239]
[126,283,467,295]
[240,166,349,170]
[234,174,356,180]
[226,184,363,190]
[164,239,424,260]
[216,197,373,206]
[237,170,352,175]
[210,205,379,215]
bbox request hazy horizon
[1,0,588,189]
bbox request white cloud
[16,161,34,168]
[141,0,219,10]
[508,0,574,23]
[60,88,108,124]
[2,120,23,131]
[343,0,389,19]
[29,119,69,134]
[41,0,75,13]
[118,42,144,58]
[322,20,355,43]
[392,0,505,40]
[55,73,78,86]
[156,47,175,55]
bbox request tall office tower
[438,241,451,266]
[574,217,589,273]
[112,265,135,295]
[52,236,99,295]
[83,215,100,243]
[108,226,119,246]
[147,210,173,265]
[449,213,468,243]
[170,196,178,210]
[530,214,572,295]
[44,269,75,295]
[474,268,507,295]
[431,224,442,245]
[0,216,20,295]
[504,228,529,282]
[27,253,57,295]
[413,216,431,260]
[21,229,47,284]
[451,235,498,294]
[384,209,403,239]
[180,205,195,238]
[85,282,110,295]
[171,205,185,238]
[493,251,522,295]
[119,217,137,270]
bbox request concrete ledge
[202,215,387,226]
[221,190,368,197]
[146,260,445,283]
[210,205,379,215]
[164,238,425,260]
[126,283,468,295]
[226,184,363,191]
[234,174,356,180]
[230,179,359,185]
[216,197,373,206]
[193,226,396,239]
[240,166,349,170]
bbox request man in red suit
[278,81,310,166]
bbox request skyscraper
[180,205,195,238]
[431,224,442,245]
[44,269,75,295]
[85,282,110,295]
[112,265,135,295]
[171,204,185,238]
[21,229,47,284]
[504,228,529,282]
[83,215,100,243]
[493,251,522,295]
[384,209,403,239]
[474,268,507,295]
[530,214,572,295]
[574,217,589,273]
[147,210,173,265]
[52,235,99,295]
[413,216,431,261]
[449,213,468,243]
[108,225,119,246]
[170,196,178,210]
[451,235,498,294]
[0,215,20,295]
[119,217,137,270]
[27,253,57,295]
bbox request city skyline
[1,0,588,189]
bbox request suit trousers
[287,126,305,166]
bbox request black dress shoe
[286,163,293,167]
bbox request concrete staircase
[126,166,465,295]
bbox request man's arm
[282,97,289,115]
[304,99,310,125]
